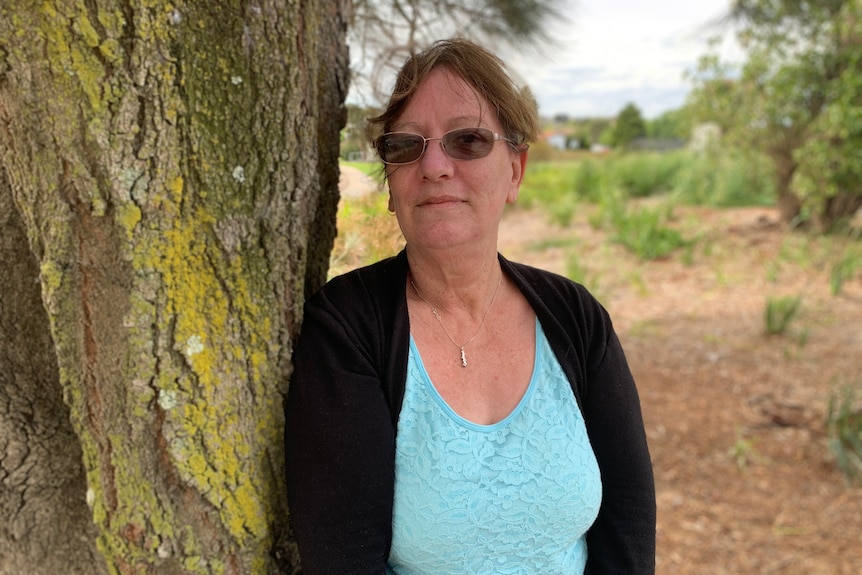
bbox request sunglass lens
[379,134,424,164]
[442,128,494,160]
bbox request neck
[406,246,502,316]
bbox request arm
[583,328,656,575]
[284,289,394,575]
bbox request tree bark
[1,163,110,575]
[0,1,348,573]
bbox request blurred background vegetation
[338,0,862,485]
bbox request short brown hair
[367,39,540,147]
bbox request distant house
[544,130,580,151]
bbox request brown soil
[338,167,862,573]
[498,205,862,575]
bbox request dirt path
[339,165,381,198]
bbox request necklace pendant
[460,347,467,368]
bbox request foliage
[605,152,684,198]
[329,187,403,278]
[647,108,690,140]
[672,147,775,207]
[607,203,688,261]
[830,247,862,295]
[349,0,566,103]
[686,0,862,230]
[827,382,862,484]
[518,161,582,225]
[610,103,647,148]
[763,294,803,335]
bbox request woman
[285,39,655,574]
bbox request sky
[499,0,743,119]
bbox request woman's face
[386,67,526,254]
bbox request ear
[506,149,528,204]
[388,192,395,213]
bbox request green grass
[830,248,861,296]
[764,295,803,336]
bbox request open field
[498,204,862,574]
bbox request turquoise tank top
[387,320,602,575]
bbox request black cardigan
[285,251,655,574]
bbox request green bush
[611,205,687,260]
[830,249,861,296]
[673,149,774,207]
[519,162,582,225]
[606,152,684,198]
[571,158,606,203]
[764,295,803,335]
[827,383,862,485]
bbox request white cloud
[503,0,742,118]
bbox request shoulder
[502,256,600,314]
[310,251,408,310]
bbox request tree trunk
[770,143,803,226]
[816,192,862,232]
[0,1,348,573]
[1,164,110,574]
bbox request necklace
[410,274,503,368]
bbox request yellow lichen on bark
[130,188,277,548]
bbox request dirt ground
[498,205,862,575]
[338,167,862,574]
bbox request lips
[420,195,464,206]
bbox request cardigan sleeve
[582,326,656,575]
[284,284,394,575]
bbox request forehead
[395,67,496,128]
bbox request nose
[418,137,453,179]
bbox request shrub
[519,162,582,226]
[827,383,862,485]
[830,249,861,296]
[673,149,773,207]
[607,151,684,198]
[764,295,803,335]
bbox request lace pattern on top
[387,320,602,575]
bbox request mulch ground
[498,204,862,574]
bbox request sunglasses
[374,127,521,165]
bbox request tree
[611,103,647,148]
[687,0,862,229]
[348,0,566,102]
[647,108,688,141]
[0,1,348,573]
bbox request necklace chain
[410,274,503,368]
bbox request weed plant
[763,295,803,335]
[830,248,861,296]
[827,383,862,485]
[672,148,774,207]
[610,205,687,260]
[589,190,688,260]
[519,162,582,226]
[605,151,685,198]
